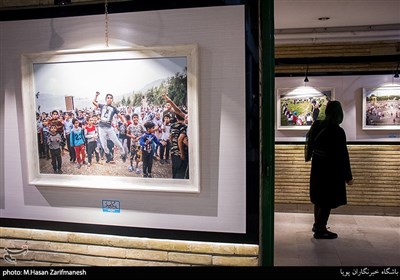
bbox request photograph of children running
[32,53,191,180]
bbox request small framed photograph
[21,45,200,192]
[276,87,334,130]
[362,86,400,130]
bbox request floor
[274,212,400,266]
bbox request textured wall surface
[275,144,400,215]
[0,227,259,266]
[275,41,400,74]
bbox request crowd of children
[281,98,322,126]
[36,92,189,179]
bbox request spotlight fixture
[54,0,71,5]
[318,16,330,21]
[394,63,400,78]
[304,64,309,83]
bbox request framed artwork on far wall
[362,86,400,130]
[276,87,335,130]
[21,45,200,192]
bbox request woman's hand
[347,179,354,185]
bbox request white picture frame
[362,86,400,130]
[21,45,200,193]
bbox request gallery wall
[0,6,247,234]
[276,75,400,142]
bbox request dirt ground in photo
[39,147,173,179]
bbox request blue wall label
[102,200,120,213]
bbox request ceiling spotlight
[54,0,71,5]
[304,64,309,84]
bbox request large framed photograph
[276,87,334,130]
[21,45,200,192]
[362,86,400,130]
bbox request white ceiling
[275,0,400,29]
[274,0,400,43]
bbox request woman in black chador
[307,100,354,239]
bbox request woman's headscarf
[324,100,344,125]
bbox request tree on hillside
[146,88,156,106]
[140,67,187,109]
[165,67,187,107]
[132,93,143,107]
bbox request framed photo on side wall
[362,86,400,130]
[21,45,200,192]
[276,87,334,130]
